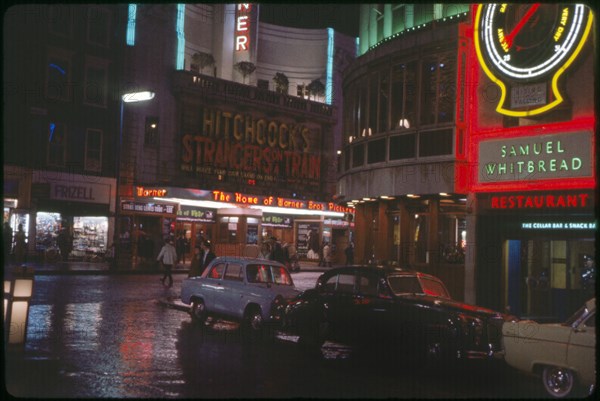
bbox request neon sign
[490,193,590,210]
[235,4,251,52]
[136,186,167,197]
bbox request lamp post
[4,266,34,347]
[114,91,155,269]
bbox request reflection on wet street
[7,274,547,398]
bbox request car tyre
[298,309,327,355]
[542,365,576,398]
[190,299,207,325]
[242,306,265,341]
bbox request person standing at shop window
[3,222,13,263]
[176,232,187,266]
[14,223,26,264]
[157,238,177,287]
[57,227,73,262]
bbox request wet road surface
[6,273,551,398]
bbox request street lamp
[4,266,34,347]
[114,90,155,269]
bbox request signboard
[479,131,593,183]
[176,205,215,223]
[180,106,322,189]
[296,222,320,259]
[479,191,594,212]
[262,214,293,228]
[521,221,596,231]
[235,4,252,52]
[121,201,176,215]
[50,181,111,204]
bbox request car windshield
[563,303,590,326]
[387,275,450,298]
[246,264,293,286]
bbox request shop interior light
[439,192,450,196]
[407,194,420,198]
[122,91,155,103]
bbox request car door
[354,271,390,338]
[567,312,595,385]
[321,270,356,341]
[221,262,245,318]
[203,262,226,313]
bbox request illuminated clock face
[477,4,592,80]
[474,3,593,116]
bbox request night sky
[259,4,360,37]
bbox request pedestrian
[344,242,354,265]
[3,222,13,262]
[188,246,202,277]
[157,238,177,287]
[200,241,216,274]
[322,242,332,267]
[258,242,271,260]
[176,233,187,265]
[57,227,73,262]
[13,223,26,264]
[270,236,285,264]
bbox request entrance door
[504,240,523,317]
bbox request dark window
[257,79,269,90]
[352,143,364,168]
[389,134,416,160]
[49,5,72,37]
[47,122,66,167]
[84,64,107,106]
[344,149,351,170]
[419,129,453,157]
[420,53,456,125]
[224,263,243,281]
[85,129,102,172]
[367,138,386,164]
[358,273,379,296]
[368,73,378,132]
[391,61,416,130]
[47,56,71,101]
[87,7,110,46]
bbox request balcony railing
[172,70,335,120]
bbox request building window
[351,143,365,168]
[48,5,72,37]
[368,72,378,133]
[257,79,269,90]
[84,129,102,172]
[389,134,416,160]
[419,129,453,157]
[87,6,110,47]
[391,61,416,131]
[47,122,66,167]
[297,84,308,98]
[84,58,108,107]
[144,117,159,147]
[46,52,72,101]
[420,52,456,125]
[367,138,386,164]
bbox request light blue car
[181,256,300,333]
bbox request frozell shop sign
[50,181,110,204]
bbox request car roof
[321,265,440,280]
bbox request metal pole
[113,99,124,270]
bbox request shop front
[476,190,596,321]
[31,172,115,263]
[132,185,353,264]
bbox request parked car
[501,298,595,398]
[283,265,513,362]
[180,257,300,334]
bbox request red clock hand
[503,3,540,50]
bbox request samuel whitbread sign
[478,131,592,183]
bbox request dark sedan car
[284,266,514,363]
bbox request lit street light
[114,90,155,269]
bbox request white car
[180,257,300,334]
[501,298,596,398]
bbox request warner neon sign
[235,4,251,51]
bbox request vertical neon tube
[326,28,334,105]
[126,4,137,46]
[176,4,185,70]
[356,37,360,57]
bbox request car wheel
[542,365,576,398]
[190,299,207,324]
[242,306,264,340]
[298,310,327,354]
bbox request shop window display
[72,216,108,261]
[36,212,61,253]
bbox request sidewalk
[9,259,328,275]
